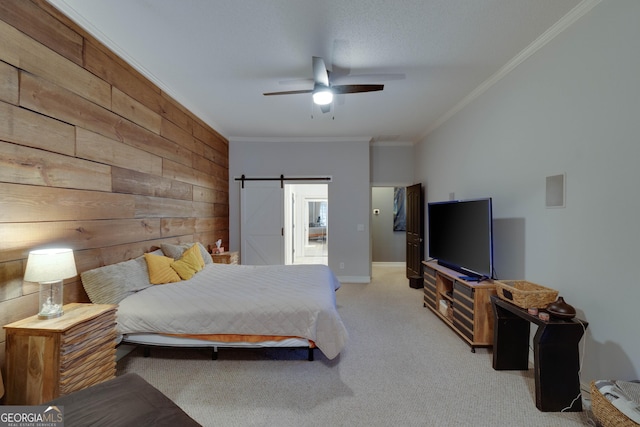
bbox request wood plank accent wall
[0,0,229,377]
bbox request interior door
[241,180,284,265]
[406,183,424,288]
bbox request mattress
[117,263,348,359]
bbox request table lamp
[24,248,77,319]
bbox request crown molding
[370,140,414,147]
[228,136,372,144]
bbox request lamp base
[38,310,64,320]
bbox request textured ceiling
[47,0,584,143]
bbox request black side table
[491,295,588,412]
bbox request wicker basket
[591,381,640,427]
[494,280,559,309]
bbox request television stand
[422,261,497,352]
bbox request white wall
[370,142,415,186]
[229,138,371,282]
[371,187,405,262]
[414,0,640,381]
[370,142,415,263]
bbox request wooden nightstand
[211,251,239,265]
[4,303,117,405]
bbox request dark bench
[45,373,201,427]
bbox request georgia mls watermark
[0,406,64,427]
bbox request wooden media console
[422,260,497,351]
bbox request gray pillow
[161,242,212,265]
[81,252,158,304]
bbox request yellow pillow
[144,253,181,284]
[170,244,204,280]
[191,243,205,268]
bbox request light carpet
[116,265,593,426]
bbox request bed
[81,243,348,361]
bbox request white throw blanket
[117,263,348,359]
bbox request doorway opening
[285,184,328,265]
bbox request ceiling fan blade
[331,73,405,85]
[331,84,384,94]
[277,78,314,86]
[263,89,313,96]
[312,56,330,87]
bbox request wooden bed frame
[122,333,316,361]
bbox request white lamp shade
[24,248,77,283]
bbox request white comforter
[117,263,348,359]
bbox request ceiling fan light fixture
[312,87,333,105]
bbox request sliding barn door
[241,181,285,265]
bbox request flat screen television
[427,198,494,280]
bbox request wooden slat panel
[193,186,229,205]
[0,61,19,104]
[0,0,83,66]
[203,143,229,168]
[30,0,88,39]
[112,86,161,134]
[159,91,193,135]
[0,293,39,342]
[76,128,162,176]
[161,118,200,155]
[0,20,110,108]
[73,239,173,273]
[0,259,24,302]
[193,201,216,218]
[193,120,228,151]
[161,218,196,238]
[163,158,217,189]
[134,195,196,218]
[83,39,161,111]
[111,166,192,200]
[114,120,194,168]
[214,203,229,218]
[19,72,194,167]
[63,280,90,305]
[195,217,227,233]
[0,218,162,260]
[211,162,229,182]
[193,153,215,174]
[0,142,111,191]
[193,186,217,204]
[0,101,74,155]
[19,71,116,137]
[0,182,134,223]
[216,189,229,205]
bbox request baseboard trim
[337,276,371,283]
[372,262,406,268]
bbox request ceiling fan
[263,56,385,113]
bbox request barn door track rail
[235,174,331,189]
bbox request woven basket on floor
[494,280,559,309]
[591,381,640,427]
